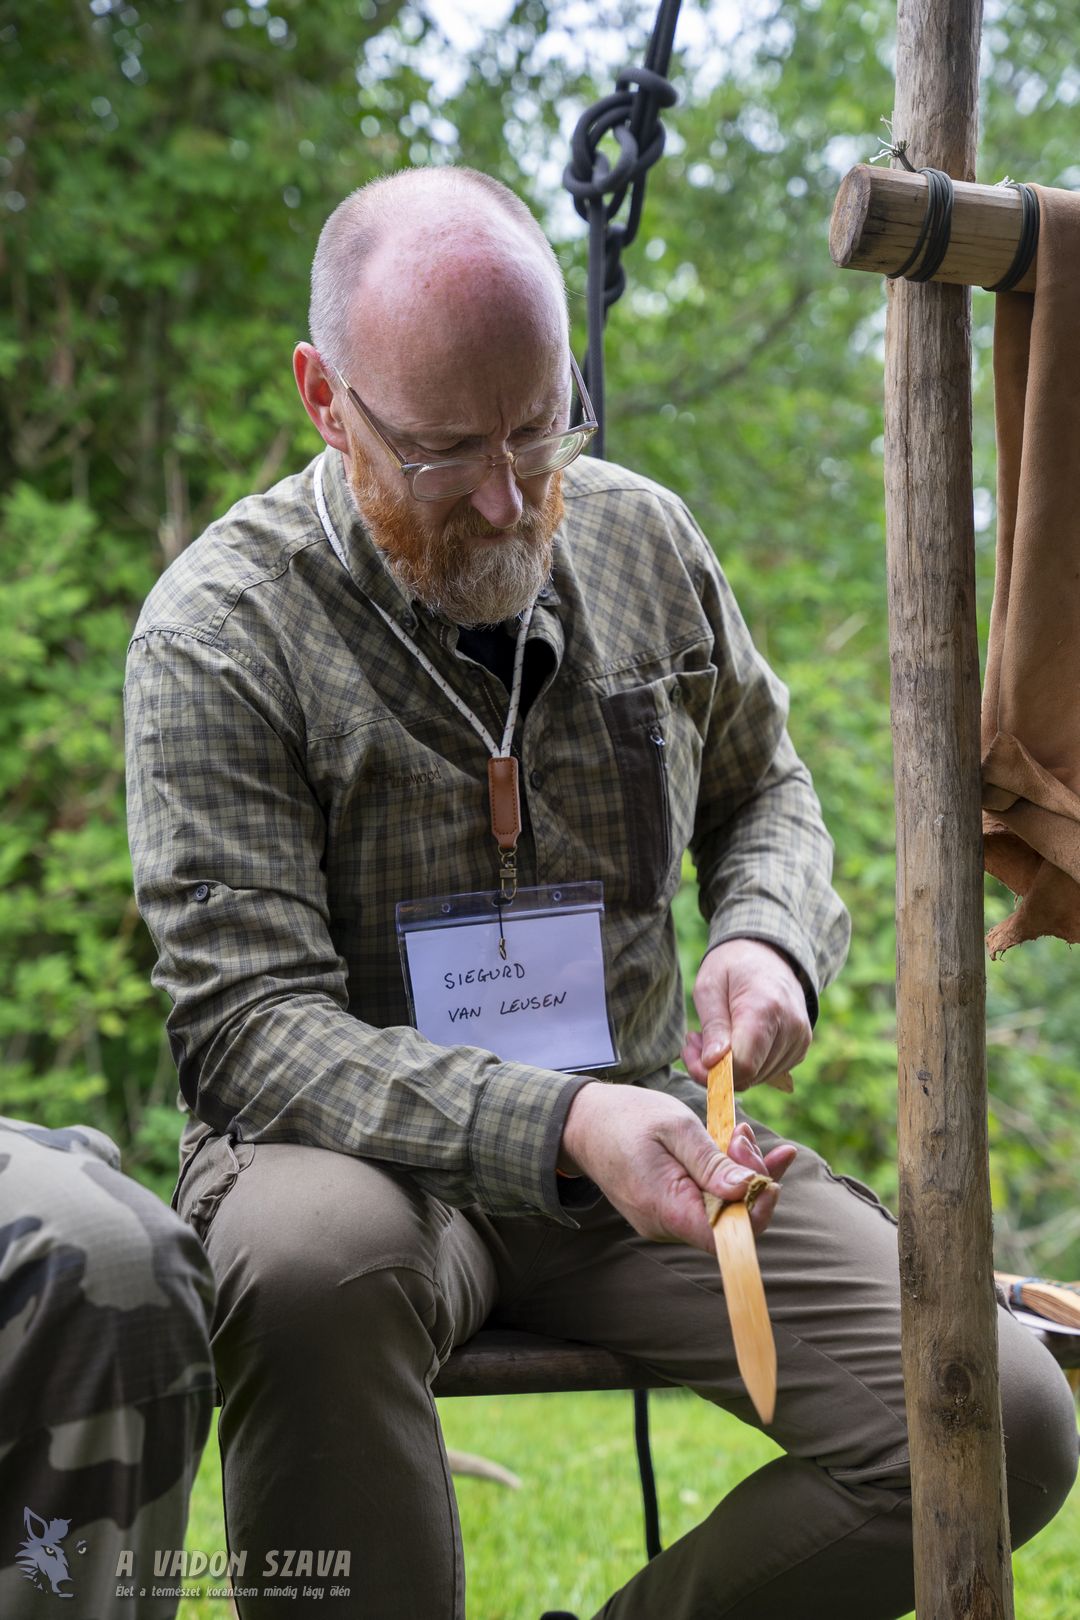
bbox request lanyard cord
[367,596,533,760]
[313,451,533,760]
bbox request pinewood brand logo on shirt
[366,764,443,792]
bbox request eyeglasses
[331,351,598,501]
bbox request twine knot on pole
[868,116,1039,293]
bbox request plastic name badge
[396,882,618,1072]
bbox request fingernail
[725,1167,755,1190]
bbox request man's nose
[468,459,524,529]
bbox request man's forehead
[359,214,557,312]
[346,227,567,404]
[362,341,568,438]
[387,383,565,440]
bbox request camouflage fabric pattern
[0,1117,215,1617]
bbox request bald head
[309,167,568,381]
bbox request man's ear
[294,342,349,451]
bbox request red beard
[345,436,565,625]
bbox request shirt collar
[316,448,419,626]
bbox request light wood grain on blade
[705,1050,777,1426]
[713,1204,776,1424]
[707,1049,736,1149]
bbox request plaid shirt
[124,449,850,1223]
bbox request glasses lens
[410,459,490,501]
[513,428,594,480]
[408,427,596,501]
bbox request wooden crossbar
[432,1329,673,1397]
[431,1323,1079,1401]
[830,163,1037,292]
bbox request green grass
[177,1389,1079,1619]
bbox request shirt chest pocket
[598,673,708,909]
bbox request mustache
[443,504,548,543]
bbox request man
[0,1117,215,1618]
[124,167,1077,1619]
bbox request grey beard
[382,532,554,627]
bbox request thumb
[669,1115,756,1203]
[700,1016,732,1071]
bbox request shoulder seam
[562,481,688,516]
[126,626,303,723]
[200,528,328,636]
[213,529,327,637]
[562,475,711,593]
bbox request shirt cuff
[540,1074,603,1220]
[556,1172,604,1212]
[468,1063,597,1225]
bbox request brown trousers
[175,1115,1077,1619]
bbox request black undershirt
[455,621,552,717]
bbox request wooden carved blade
[704,1050,777,1425]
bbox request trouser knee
[0,1118,215,1431]
[838,1324,1078,1548]
[0,1119,215,1604]
[1000,1322,1079,1545]
[205,1150,463,1396]
[224,1245,448,1389]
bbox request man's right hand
[558,1082,796,1254]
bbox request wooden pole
[831,164,1037,292]
[885,1,1016,1616]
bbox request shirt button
[193,883,211,903]
[529,769,544,789]
[401,613,417,632]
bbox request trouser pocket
[823,1164,899,1226]
[174,1130,255,1245]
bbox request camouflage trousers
[0,1117,216,1619]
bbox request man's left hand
[682,938,812,1091]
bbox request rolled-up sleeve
[124,629,588,1223]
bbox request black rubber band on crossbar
[888,166,955,283]
[985,183,1040,293]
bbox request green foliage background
[3,0,1079,1275]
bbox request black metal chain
[562,0,682,458]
